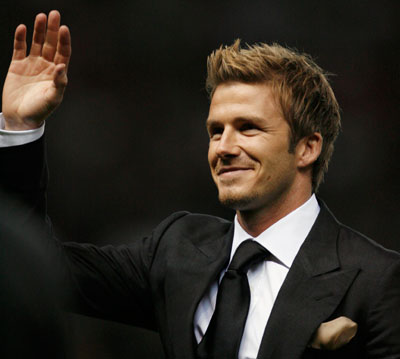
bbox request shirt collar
[232,194,320,268]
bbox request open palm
[2,11,71,130]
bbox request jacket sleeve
[60,211,187,331]
[0,135,187,331]
[0,136,48,227]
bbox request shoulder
[310,199,400,280]
[317,198,400,271]
[152,211,232,239]
[319,199,400,279]
[148,212,233,274]
[336,222,400,274]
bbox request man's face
[207,82,298,212]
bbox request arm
[0,114,163,330]
[0,12,162,329]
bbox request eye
[240,122,259,134]
[208,126,223,139]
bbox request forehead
[207,82,282,124]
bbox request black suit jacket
[1,137,399,359]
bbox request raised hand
[2,10,71,130]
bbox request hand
[2,10,71,130]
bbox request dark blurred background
[1,0,399,358]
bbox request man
[1,10,399,359]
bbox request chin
[218,190,259,211]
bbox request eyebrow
[205,118,219,128]
[206,116,267,128]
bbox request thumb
[53,64,68,89]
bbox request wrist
[3,115,44,131]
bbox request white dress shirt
[0,114,320,358]
[194,195,320,359]
[0,113,44,147]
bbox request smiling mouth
[217,167,252,176]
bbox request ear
[295,132,323,169]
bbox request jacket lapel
[164,221,234,359]
[257,202,360,359]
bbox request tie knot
[228,239,269,274]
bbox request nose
[215,128,240,158]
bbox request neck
[236,188,313,237]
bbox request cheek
[255,145,294,176]
[207,145,216,168]
[271,153,297,182]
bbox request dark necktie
[197,239,270,359]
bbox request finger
[42,10,61,62]
[30,13,47,57]
[54,25,71,72]
[12,24,27,60]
